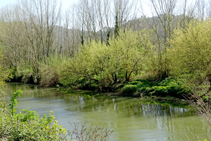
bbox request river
[5,83,211,141]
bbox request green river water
[5,83,211,141]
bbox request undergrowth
[0,90,114,141]
[122,77,191,98]
[0,90,67,140]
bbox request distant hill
[53,14,195,45]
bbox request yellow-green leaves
[9,90,23,115]
[0,51,5,107]
[168,19,211,78]
[60,29,155,91]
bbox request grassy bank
[122,77,191,98]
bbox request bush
[122,85,137,96]
[128,77,191,98]
[150,78,190,98]
[0,90,114,141]
[0,51,5,97]
[17,65,35,83]
[0,90,67,140]
[40,56,67,87]
[60,29,155,92]
[168,19,211,83]
[1,111,67,141]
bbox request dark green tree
[81,27,84,46]
[106,30,110,46]
[114,15,119,38]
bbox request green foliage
[9,90,23,115]
[40,56,67,87]
[1,90,67,140]
[129,77,190,98]
[1,89,114,141]
[0,50,7,115]
[60,29,155,92]
[114,15,119,38]
[168,19,211,81]
[17,65,34,82]
[202,96,209,102]
[6,64,38,84]
[106,30,110,45]
[1,110,67,140]
[122,85,137,96]
[0,51,5,96]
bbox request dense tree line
[60,30,155,91]
[0,0,211,92]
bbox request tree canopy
[168,19,211,82]
[60,29,155,91]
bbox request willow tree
[19,0,62,60]
[168,19,211,85]
[139,0,197,79]
[0,0,62,83]
[60,29,155,91]
[0,5,25,81]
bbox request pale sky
[0,0,200,19]
[0,0,79,10]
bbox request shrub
[0,51,5,97]
[0,90,67,140]
[122,85,137,96]
[17,65,35,83]
[1,111,67,141]
[168,19,211,84]
[130,77,191,98]
[60,29,155,92]
[40,56,67,87]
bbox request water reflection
[5,83,210,141]
[64,96,194,118]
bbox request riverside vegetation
[1,0,211,99]
[0,51,67,140]
[0,0,211,140]
[0,54,114,140]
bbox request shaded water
[5,83,211,141]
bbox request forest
[0,0,211,140]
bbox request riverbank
[6,72,210,108]
[6,75,193,107]
[55,76,192,105]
